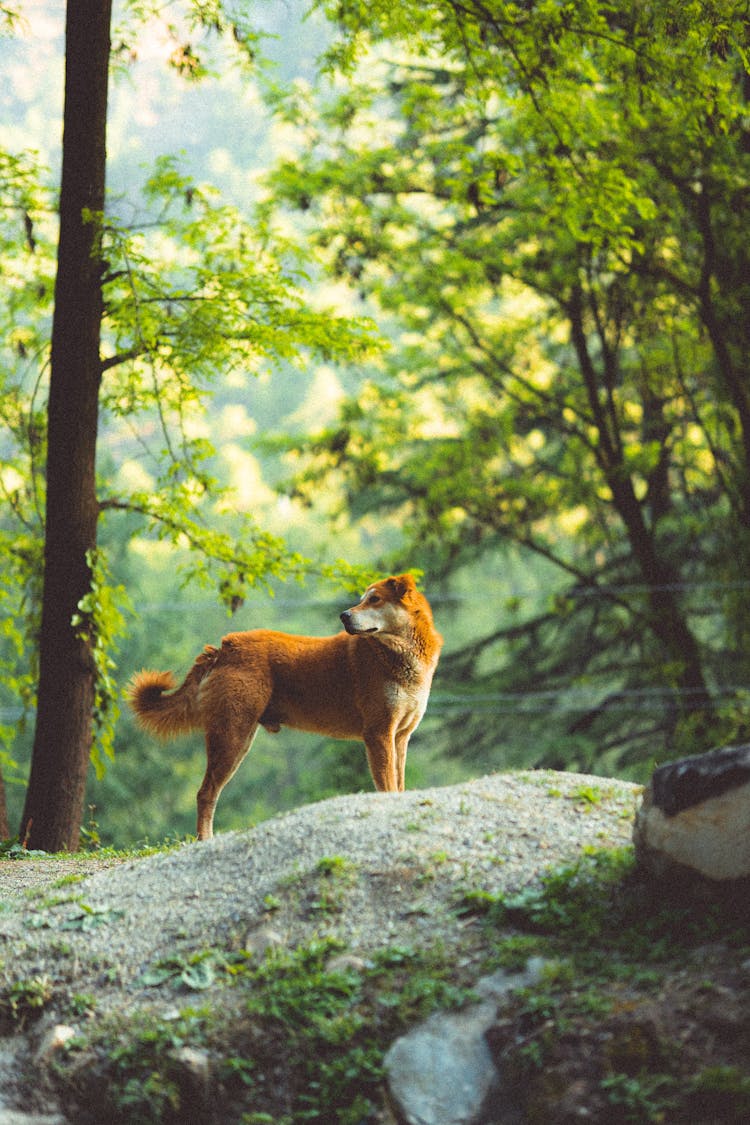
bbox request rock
[649,743,750,815]
[243,925,284,960]
[325,953,369,974]
[384,962,544,1125]
[34,1025,77,1065]
[634,745,750,881]
[169,1046,211,1114]
[0,1114,66,1125]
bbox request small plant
[570,784,603,805]
[60,903,125,932]
[315,855,353,878]
[492,934,547,971]
[54,873,87,889]
[69,992,97,1018]
[79,805,102,850]
[601,1071,678,1123]
[139,948,250,991]
[0,838,47,859]
[65,1008,210,1124]
[219,1054,256,1089]
[310,855,358,916]
[0,974,54,1026]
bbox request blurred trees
[270,0,750,772]
[0,1,375,848]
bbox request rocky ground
[0,770,747,1124]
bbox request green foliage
[600,1071,679,1124]
[0,147,53,779]
[310,854,358,915]
[72,550,130,779]
[268,0,750,772]
[0,837,46,859]
[0,5,381,834]
[90,1009,210,1125]
[478,847,748,962]
[95,154,379,608]
[238,937,470,1122]
[59,937,472,1124]
[26,897,125,933]
[139,947,249,991]
[496,849,639,944]
[470,846,750,1123]
[0,973,54,1027]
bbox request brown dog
[128,574,442,839]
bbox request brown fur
[127,574,442,839]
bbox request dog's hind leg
[196,722,258,840]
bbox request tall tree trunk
[20,0,112,852]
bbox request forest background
[1,0,749,848]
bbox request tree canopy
[269,0,750,772]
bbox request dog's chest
[384,677,432,724]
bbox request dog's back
[201,629,366,739]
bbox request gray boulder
[634,744,750,881]
[384,962,545,1125]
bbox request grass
[52,936,474,1125]
[461,847,750,1124]
[0,833,192,862]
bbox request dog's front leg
[363,728,399,791]
[395,729,411,792]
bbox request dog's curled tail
[127,646,219,739]
[127,670,197,739]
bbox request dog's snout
[340,610,354,634]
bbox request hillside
[0,770,748,1124]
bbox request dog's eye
[368,594,381,605]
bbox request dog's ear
[387,574,417,599]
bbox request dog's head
[340,574,419,638]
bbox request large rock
[634,744,750,881]
[384,962,544,1125]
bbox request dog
[127,574,442,839]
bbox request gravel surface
[0,857,126,900]
[0,771,640,1018]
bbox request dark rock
[650,743,750,816]
[634,745,750,881]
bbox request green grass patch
[460,846,749,964]
[56,936,474,1124]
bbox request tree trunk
[20,0,112,852]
